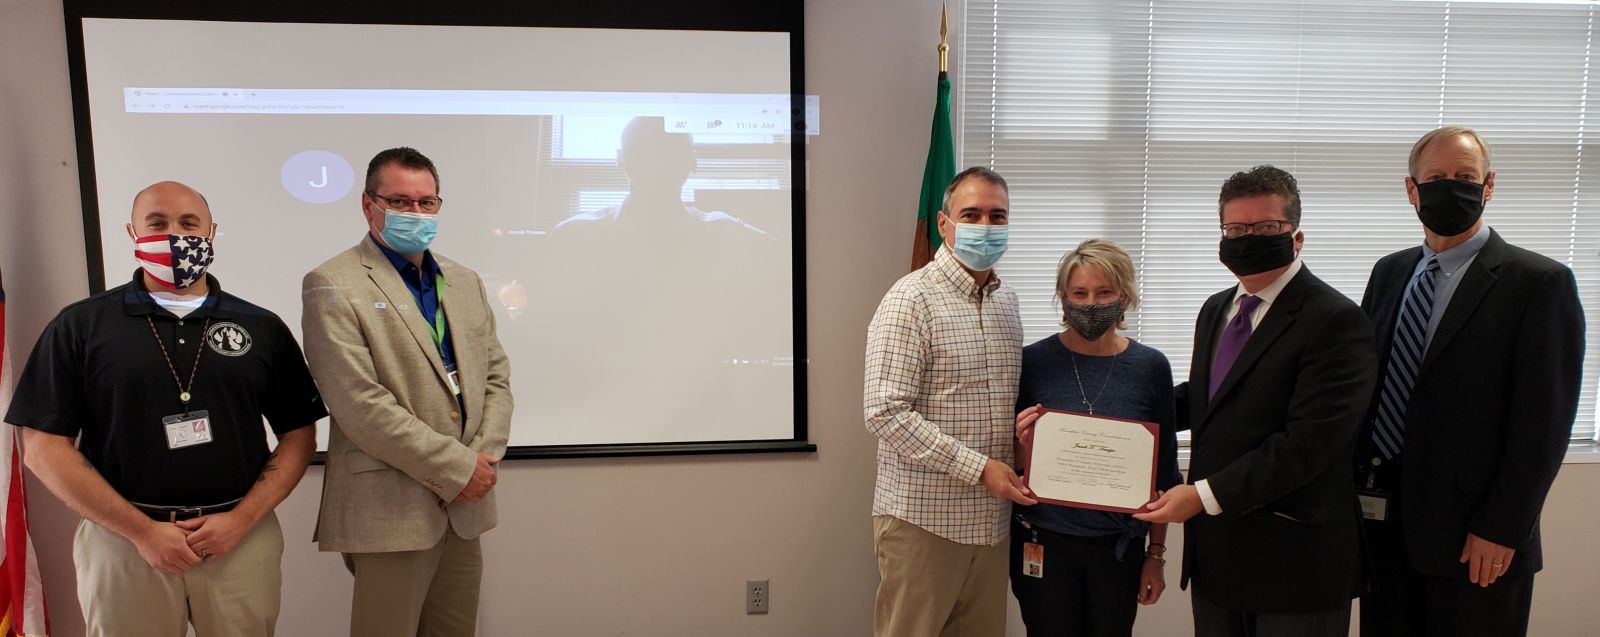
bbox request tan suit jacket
[302,238,513,553]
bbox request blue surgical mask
[948,218,1009,271]
[380,209,437,254]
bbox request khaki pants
[873,515,1008,637]
[343,528,483,637]
[74,511,284,637]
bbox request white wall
[2,0,1596,635]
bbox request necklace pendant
[180,391,191,403]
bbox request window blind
[960,0,1600,442]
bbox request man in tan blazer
[301,147,513,636]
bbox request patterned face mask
[1063,300,1125,341]
[135,233,215,290]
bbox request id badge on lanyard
[1017,515,1044,578]
[424,272,461,397]
[146,315,215,450]
[1358,456,1390,522]
[163,410,214,449]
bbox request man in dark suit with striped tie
[1356,127,1585,637]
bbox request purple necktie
[1210,294,1263,398]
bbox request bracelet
[1145,553,1167,565]
[1147,542,1165,551]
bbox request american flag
[134,234,214,289]
[0,269,52,636]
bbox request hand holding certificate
[1022,408,1158,513]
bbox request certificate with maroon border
[1023,408,1158,514]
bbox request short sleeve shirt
[4,271,326,506]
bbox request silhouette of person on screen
[554,115,770,239]
[536,117,784,436]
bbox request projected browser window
[122,87,819,130]
[82,18,809,449]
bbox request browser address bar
[122,88,821,135]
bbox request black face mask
[1064,300,1124,341]
[1414,178,1486,237]
[1219,233,1295,276]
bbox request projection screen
[64,1,812,458]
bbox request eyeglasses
[1220,220,1296,239]
[366,191,444,213]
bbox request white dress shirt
[1196,258,1304,515]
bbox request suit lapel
[1371,248,1425,357]
[1419,230,1504,371]
[358,240,452,390]
[1191,290,1228,422]
[1200,267,1312,425]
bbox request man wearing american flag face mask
[135,231,215,290]
[5,180,325,636]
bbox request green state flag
[912,73,955,271]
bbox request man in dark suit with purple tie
[1137,165,1379,637]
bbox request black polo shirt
[4,270,325,507]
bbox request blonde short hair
[1408,126,1493,179]
[1056,239,1139,325]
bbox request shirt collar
[1420,223,1490,276]
[369,233,442,280]
[121,269,231,319]
[1231,258,1303,307]
[932,244,1000,299]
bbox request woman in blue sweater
[1011,239,1184,636]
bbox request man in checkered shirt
[864,167,1034,637]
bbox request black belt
[130,497,243,522]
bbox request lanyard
[424,271,447,352]
[147,315,210,410]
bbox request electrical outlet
[746,579,769,614]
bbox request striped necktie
[1371,257,1442,460]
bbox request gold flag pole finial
[939,3,950,75]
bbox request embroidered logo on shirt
[205,322,253,357]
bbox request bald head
[128,181,214,239]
